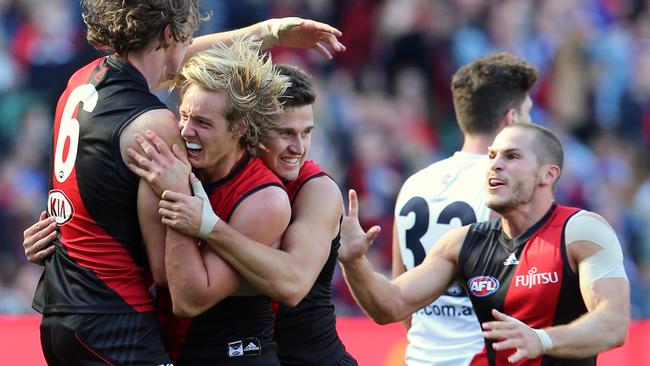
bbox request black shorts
[40,312,171,366]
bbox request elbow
[273,283,309,308]
[172,299,205,318]
[373,313,400,325]
[170,292,215,318]
[610,321,629,349]
[151,271,168,287]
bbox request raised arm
[483,211,630,363]
[186,18,345,62]
[338,189,465,324]
[120,109,189,286]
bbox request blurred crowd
[1,0,650,319]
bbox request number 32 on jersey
[397,197,477,269]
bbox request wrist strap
[191,178,220,239]
[533,328,554,353]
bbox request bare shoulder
[293,175,343,216]
[229,185,291,242]
[230,184,289,218]
[118,108,182,162]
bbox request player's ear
[233,119,248,139]
[540,164,561,187]
[502,108,517,127]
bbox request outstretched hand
[482,309,545,363]
[263,17,346,59]
[338,189,381,263]
[127,130,191,196]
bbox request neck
[125,47,165,91]
[460,133,497,155]
[500,191,555,238]
[197,147,246,183]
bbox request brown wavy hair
[81,0,203,55]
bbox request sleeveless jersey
[33,55,167,314]
[459,204,594,366]
[160,152,286,365]
[275,160,354,365]
[394,152,490,366]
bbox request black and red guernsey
[275,160,355,365]
[33,55,167,315]
[160,151,285,365]
[459,203,594,366]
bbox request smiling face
[485,127,542,214]
[178,85,243,180]
[257,105,314,183]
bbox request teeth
[281,157,299,164]
[186,142,202,150]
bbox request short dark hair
[81,0,203,55]
[507,124,564,172]
[451,53,538,135]
[275,64,316,108]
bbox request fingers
[144,130,171,157]
[171,143,188,163]
[189,172,200,185]
[127,163,149,179]
[347,189,358,218]
[319,32,346,52]
[134,133,158,157]
[508,348,526,363]
[127,147,151,169]
[38,211,47,221]
[307,20,342,37]
[313,42,333,60]
[161,190,184,202]
[367,225,381,242]
[24,215,55,237]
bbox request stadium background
[0,0,649,362]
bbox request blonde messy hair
[174,37,289,147]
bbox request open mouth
[186,141,202,155]
[280,156,300,165]
[488,177,506,189]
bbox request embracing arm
[165,186,291,317]
[186,18,345,62]
[204,176,341,306]
[120,109,189,286]
[391,223,411,329]
[338,189,465,324]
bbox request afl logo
[468,276,500,297]
[47,190,75,225]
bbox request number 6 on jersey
[54,84,98,183]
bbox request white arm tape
[565,211,628,286]
[260,18,302,46]
[533,329,554,353]
[191,179,220,239]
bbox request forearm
[206,221,306,305]
[187,21,273,61]
[165,228,213,316]
[544,307,628,358]
[340,257,406,324]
